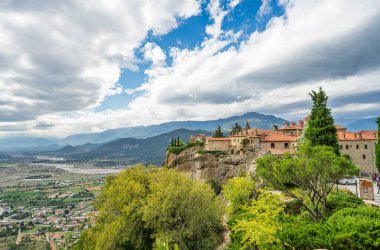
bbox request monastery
[191,119,378,175]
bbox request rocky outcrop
[165,146,268,183]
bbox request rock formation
[165,146,269,183]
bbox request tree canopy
[74,165,224,250]
[256,143,358,221]
[212,125,224,138]
[304,88,340,155]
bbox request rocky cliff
[165,146,268,183]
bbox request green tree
[74,165,223,250]
[256,143,358,221]
[213,125,224,138]
[231,123,242,135]
[304,88,340,155]
[143,169,223,249]
[376,117,380,172]
[231,192,286,249]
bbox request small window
[356,145,359,149]
[340,145,343,150]
[271,143,275,148]
[284,143,289,148]
[363,154,366,160]
[365,144,368,149]
[346,145,349,150]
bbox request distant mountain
[58,112,288,145]
[346,117,378,131]
[0,136,57,152]
[60,129,211,165]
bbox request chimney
[358,133,362,139]
[299,120,304,128]
[284,122,289,128]
[291,121,296,126]
[272,125,278,131]
[342,133,345,139]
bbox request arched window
[346,145,349,150]
[356,145,359,149]
[363,154,366,160]
[284,143,289,148]
[271,143,275,148]
[365,144,368,149]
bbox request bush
[326,190,364,214]
[279,206,380,249]
[325,206,380,249]
[167,141,204,155]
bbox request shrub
[167,141,204,155]
[326,190,364,214]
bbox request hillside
[57,112,287,145]
[60,129,212,165]
[346,117,378,131]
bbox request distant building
[200,119,378,175]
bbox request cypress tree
[376,117,380,172]
[304,87,340,155]
[171,138,174,147]
[213,125,224,138]
[177,136,180,147]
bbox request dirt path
[50,241,57,250]
[15,229,22,244]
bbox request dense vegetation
[257,143,358,221]
[74,166,223,250]
[223,175,380,249]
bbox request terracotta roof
[194,134,205,137]
[260,132,298,142]
[337,131,377,141]
[279,126,303,130]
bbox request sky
[0,0,379,138]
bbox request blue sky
[0,0,379,137]
[100,0,287,112]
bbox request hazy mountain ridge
[57,112,288,145]
[62,129,212,165]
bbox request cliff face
[165,147,268,183]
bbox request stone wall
[339,140,377,174]
[204,140,230,151]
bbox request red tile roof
[260,132,298,142]
[337,131,377,141]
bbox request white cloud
[0,0,201,122]
[1,0,380,138]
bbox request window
[340,145,343,150]
[284,143,289,148]
[363,154,366,160]
[271,143,275,148]
[356,145,359,149]
[365,144,368,149]
[346,145,349,150]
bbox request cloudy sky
[0,0,379,138]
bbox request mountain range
[0,112,377,153]
[0,112,287,151]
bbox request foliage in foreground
[223,175,380,250]
[256,142,358,220]
[279,206,380,249]
[74,165,223,250]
